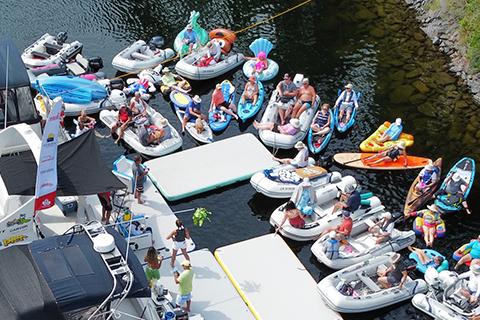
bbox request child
[144,247,163,288]
[133,155,149,204]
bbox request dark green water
[4,0,479,318]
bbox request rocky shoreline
[404,0,480,103]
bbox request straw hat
[345,83,353,89]
[216,83,222,90]
[162,67,170,74]
[289,118,301,129]
[193,95,202,103]
[160,118,169,127]
[294,141,306,149]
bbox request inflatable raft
[22,32,83,68]
[434,157,475,213]
[242,38,279,81]
[307,108,335,154]
[112,38,175,73]
[318,253,427,313]
[409,249,449,274]
[333,153,431,170]
[311,217,416,269]
[413,214,446,238]
[360,121,414,152]
[99,105,182,157]
[208,80,235,132]
[453,240,475,267]
[173,11,209,55]
[237,80,265,122]
[333,90,361,133]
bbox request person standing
[133,155,149,204]
[97,192,112,224]
[144,247,163,288]
[167,219,191,268]
[174,260,194,312]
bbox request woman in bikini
[363,141,408,167]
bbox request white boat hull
[112,40,175,73]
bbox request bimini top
[0,37,30,90]
[0,227,150,320]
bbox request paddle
[339,157,363,166]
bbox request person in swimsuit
[161,67,190,94]
[363,141,408,167]
[275,201,306,231]
[76,109,96,136]
[272,141,309,168]
[311,103,331,137]
[209,83,238,120]
[167,219,191,269]
[253,118,301,135]
[408,246,446,271]
[144,247,163,288]
[435,172,472,214]
[455,235,480,270]
[182,24,199,54]
[415,160,440,193]
[275,73,298,125]
[375,118,403,143]
[290,177,317,216]
[408,204,443,247]
[97,192,112,224]
[240,75,259,106]
[292,78,316,119]
[334,83,359,124]
[246,51,268,76]
[377,253,409,289]
[112,105,133,144]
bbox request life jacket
[421,167,439,183]
[340,90,355,104]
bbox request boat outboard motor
[424,267,442,290]
[88,56,104,72]
[149,36,165,50]
[109,89,127,107]
[55,32,68,45]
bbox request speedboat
[22,32,83,68]
[112,37,175,73]
[258,74,319,149]
[311,215,416,269]
[318,253,427,313]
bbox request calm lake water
[4,0,479,318]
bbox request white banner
[34,97,63,210]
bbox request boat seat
[66,62,86,76]
[44,42,62,54]
[131,52,151,61]
[356,271,381,292]
[31,50,50,59]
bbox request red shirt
[119,108,132,122]
[337,217,353,236]
[211,89,225,107]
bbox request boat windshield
[0,86,41,127]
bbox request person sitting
[130,91,148,116]
[144,247,163,288]
[182,24,199,54]
[275,201,306,231]
[334,83,359,124]
[112,105,133,144]
[146,126,165,145]
[459,260,480,305]
[253,118,301,136]
[375,118,403,143]
[377,253,409,289]
[272,141,309,168]
[198,39,222,67]
[76,109,95,136]
[290,177,317,216]
[435,172,472,214]
[182,95,205,133]
[274,73,298,125]
[240,75,259,106]
[332,184,361,215]
[407,246,446,271]
[209,83,238,120]
[455,235,480,270]
[415,160,440,193]
[311,103,331,139]
[363,141,408,167]
[161,67,190,94]
[408,204,443,247]
[246,51,268,76]
[323,231,340,260]
[320,210,353,239]
[291,78,316,119]
[368,212,395,244]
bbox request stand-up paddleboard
[333,153,431,170]
[404,158,442,215]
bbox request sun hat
[302,78,309,84]
[290,118,301,129]
[181,260,191,267]
[160,118,169,127]
[329,231,337,239]
[294,141,306,149]
[162,67,170,73]
[345,83,353,89]
[382,212,392,219]
[186,24,193,30]
[452,172,461,182]
[395,118,402,125]
[193,95,201,103]
[427,204,438,212]
[216,83,222,90]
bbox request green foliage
[461,0,480,71]
[192,208,212,227]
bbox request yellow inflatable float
[360,121,414,152]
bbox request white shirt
[291,147,309,168]
[335,90,359,108]
[468,272,480,298]
[130,98,145,113]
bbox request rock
[369,28,385,38]
[447,123,463,140]
[475,130,480,139]
[409,93,427,104]
[406,69,422,79]
[433,72,456,85]
[390,70,406,81]
[455,101,468,109]
[412,80,430,94]
[390,84,415,103]
[389,59,404,67]
[377,4,386,17]
[417,102,436,117]
[404,64,417,71]
[413,32,425,41]
[356,8,377,20]
[466,123,476,133]
[463,132,476,145]
[446,90,460,99]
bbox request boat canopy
[0,228,150,320]
[0,129,125,196]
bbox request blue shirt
[183,30,197,44]
[345,191,361,212]
[384,123,403,141]
[185,101,201,120]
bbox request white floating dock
[146,133,276,201]
[215,234,342,320]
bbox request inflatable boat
[22,32,83,68]
[333,90,361,133]
[208,80,235,132]
[237,80,265,122]
[434,157,475,214]
[259,75,319,149]
[270,186,388,241]
[413,268,476,320]
[307,107,335,154]
[318,253,427,313]
[242,38,279,81]
[175,29,245,80]
[360,121,414,152]
[112,38,175,73]
[99,105,182,157]
[173,11,209,55]
[311,217,416,269]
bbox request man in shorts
[377,253,410,289]
[174,260,194,312]
[133,155,149,204]
[292,78,316,119]
[334,83,359,124]
[275,73,298,124]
